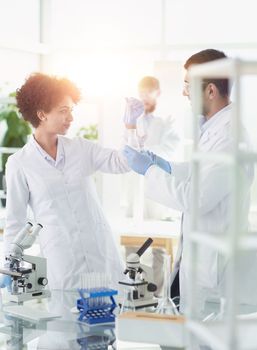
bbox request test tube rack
[77,288,118,325]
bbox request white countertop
[110,217,181,239]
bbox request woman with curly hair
[2,73,130,290]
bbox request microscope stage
[0,268,23,277]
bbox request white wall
[0,0,40,92]
[1,0,257,225]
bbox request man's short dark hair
[184,49,229,97]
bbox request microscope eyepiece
[136,238,153,257]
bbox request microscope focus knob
[38,277,48,286]
[147,283,157,292]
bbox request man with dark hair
[123,49,256,314]
[183,49,230,117]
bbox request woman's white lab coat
[144,104,257,313]
[4,136,130,290]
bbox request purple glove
[123,97,144,126]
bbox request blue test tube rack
[77,288,118,325]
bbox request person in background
[0,73,130,291]
[123,49,257,314]
[124,76,180,157]
[123,76,180,297]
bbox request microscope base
[132,298,158,309]
[8,289,51,303]
[118,297,158,310]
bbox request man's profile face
[139,88,160,114]
[183,70,210,116]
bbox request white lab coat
[4,136,130,290]
[136,113,180,159]
[144,104,257,313]
[124,113,180,218]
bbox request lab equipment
[77,272,118,325]
[3,312,48,350]
[75,335,111,350]
[202,297,226,322]
[126,129,140,151]
[117,311,186,349]
[144,150,172,174]
[122,145,154,175]
[3,305,60,322]
[0,222,50,303]
[123,97,144,126]
[119,237,158,310]
[156,254,179,315]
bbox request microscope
[0,222,51,303]
[119,237,158,309]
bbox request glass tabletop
[0,290,162,350]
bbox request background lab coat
[4,136,130,290]
[123,113,180,219]
[136,113,180,159]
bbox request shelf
[0,190,6,199]
[187,318,257,350]
[191,150,257,165]
[0,147,20,154]
[239,235,257,250]
[0,97,16,105]
[238,152,257,163]
[187,320,227,350]
[0,41,49,55]
[189,58,257,79]
[190,231,257,253]
[190,232,229,254]
[188,57,257,350]
[192,152,234,164]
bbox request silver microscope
[0,222,50,303]
[119,237,158,309]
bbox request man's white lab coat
[144,104,257,312]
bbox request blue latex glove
[0,274,11,291]
[142,150,172,174]
[123,145,154,175]
[123,97,144,126]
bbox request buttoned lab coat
[4,136,130,290]
[144,104,257,313]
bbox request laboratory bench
[1,291,257,350]
[0,289,182,350]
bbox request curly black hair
[16,73,81,128]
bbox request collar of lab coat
[199,103,232,138]
[30,135,65,167]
